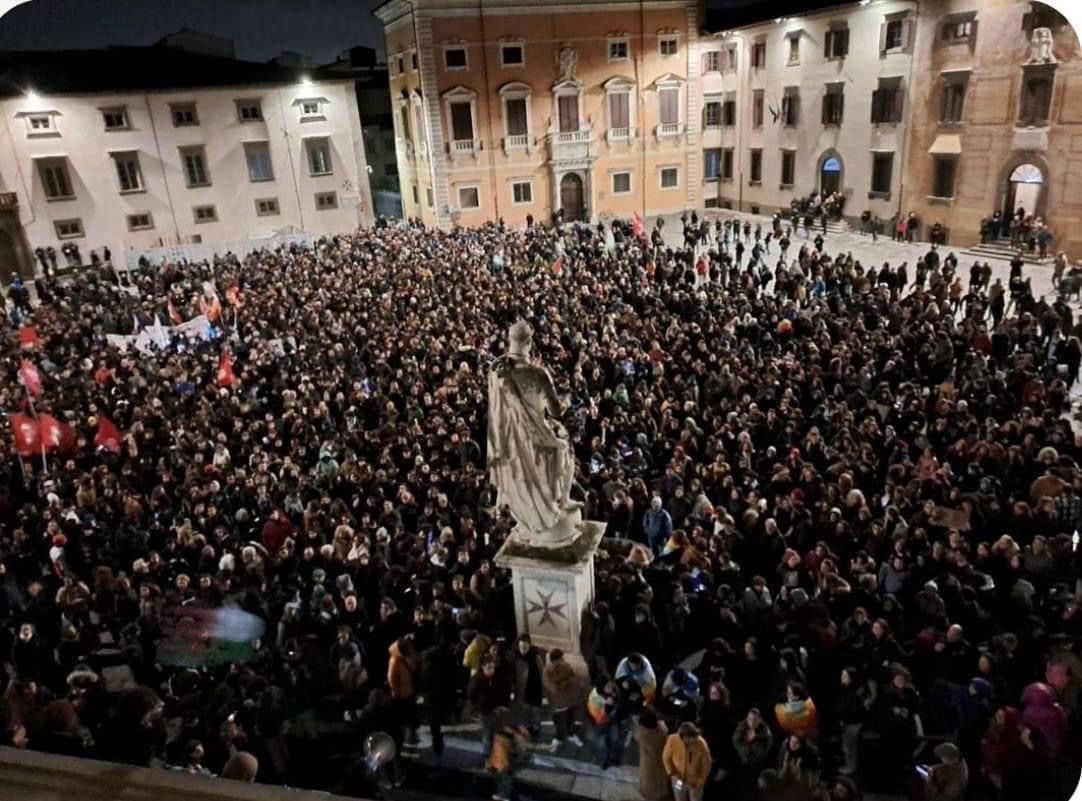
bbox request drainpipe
[144,94,182,243]
[478,0,502,221]
[896,0,920,225]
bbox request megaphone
[364,731,397,773]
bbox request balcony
[546,128,593,164]
[503,133,531,155]
[447,138,481,162]
[656,122,683,139]
[606,126,636,145]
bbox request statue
[1030,27,1055,63]
[488,320,582,547]
[557,44,577,82]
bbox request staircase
[824,218,851,236]
[965,238,1054,265]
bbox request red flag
[551,256,564,276]
[39,414,75,455]
[19,360,43,397]
[94,416,123,454]
[94,367,112,385]
[18,326,41,349]
[217,351,235,387]
[225,285,242,308]
[631,212,644,239]
[167,298,182,325]
[10,414,40,456]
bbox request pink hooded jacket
[1020,682,1066,758]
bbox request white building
[0,44,374,278]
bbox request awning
[928,134,962,155]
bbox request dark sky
[0,0,772,65]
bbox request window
[749,149,762,182]
[102,107,129,130]
[450,101,475,141]
[753,90,764,128]
[722,147,734,181]
[501,44,524,67]
[781,150,796,186]
[751,41,766,68]
[412,185,419,204]
[723,45,738,72]
[25,114,55,135]
[822,83,844,126]
[244,141,275,182]
[399,107,412,140]
[723,96,736,127]
[932,155,957,198]
[306,137,333,175]
[612,171,631,194]
[703,101,722,128]
[608,37,629,62]
[660,167,679,189]
[179,146,210,187]
[871,78,904,123]
[511,180,532,204]
[193,204,217,223]
[704,148,721,180]
[940,72,969,123]
[871,152,894,194]
[659,87,679,126]
[255,198,280,216]
[1019,64,1055,126]
[112,152,143,192]
[787,34,800,64]
[782,88,800,126]
[426,187,434,207]
[881,15,911,52]
[412,52,418,70]
[299,99,324,120]
[826,27,849,60]
[444,47,468,69]
[397,57,405,74]
[38,159,73,200]
[457,185,480,209]
[171,103,198,126]
[505,98,528,137]
[608,92,630,130]
[557,94,579,133]
[942,16,975,42]
[236,100,263,122]
[54,219,83,239]
[659,36,678,57]
[127,212,153,230]
[702,51,720,73]
[315,191,339,210]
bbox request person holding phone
[922,742,968,801]
[662,721,712,801]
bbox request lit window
[244,141,275,182]
[306,138,333,176]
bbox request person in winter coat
[924,742,968,801]
[643,497,674,554]
[580,601,617,679]
[541,649,585,747]
[662,721,712,801]
[509,634,545,737]
[1019,682,1066,759]
[468,658,512,757]
[634,708,673,801]
[731,707,772,772]
[486,721,530,801]
[387,637,419,744]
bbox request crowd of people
[0,210,1080,801]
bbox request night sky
[0,0,770,65]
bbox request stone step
[964,244,1053,265]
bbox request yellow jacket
[661,734,712,790]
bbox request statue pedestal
[494,520,604,664]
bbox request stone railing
[0,746,370,801]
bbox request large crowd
[0,211,1080,801]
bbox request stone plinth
[494,521,604,659]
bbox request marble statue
[1030,27,1055,63]
[558,45,577,82]
[488,320,582,546]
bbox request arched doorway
[819,152,843,196]
[559,173,584,221]
[0,230,16,284]
[1004,163,1043,219]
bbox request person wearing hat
[923,742,968,801]
[662,721,712,801]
